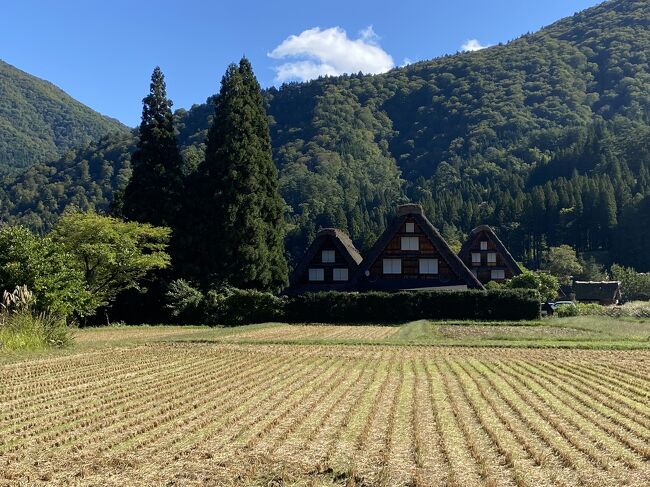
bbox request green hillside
[1,0,649,270]
[0,59,129,172]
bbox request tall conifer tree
[122,67,184,227]
[192,58,288,290]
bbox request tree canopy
[121,67,185,228]
[182,58,288,291]
[51,211,171,311]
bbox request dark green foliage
[0,133,134,231]
[203,287,284,326]
[555,304,580,317]
[610,264,650,301]
[122,67,185,227]
[505,271,560,302]
[165,279,205,324]
[284,289,541,323]
[611,195,650,271]
[0,59,129,172]
[183,58,288,290]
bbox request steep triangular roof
[355,204,484,289]
[459,225,523,276]
[289,228,362,288]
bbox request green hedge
[284,289,541,324]
[192,288,540,326]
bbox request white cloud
[269,26,394,83]
[401,57,413,67]
[461,39,491,52]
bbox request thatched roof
[288,228,362,290]
[354,204,484,290]
[458,225,523,276]
[573,281,621,302]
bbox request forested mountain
[1,0,649,270]
[0,60,129,172]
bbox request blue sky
[2,0,602,127]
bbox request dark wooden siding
[460,229,516,284]
[295,236,351,286]
[367,218,458,282]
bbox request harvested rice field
[2,331,649,486]
[225,324,399,342]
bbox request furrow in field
[347,355,401,486]
[0,348,168,392]
[94,349,300,456]
[302,355,383,471]
[326,355,392,476]
[513,361,650,460]
[424,359,483,487]
[0,351,235,453]
[237,355,349,454]
[370,357,403,487]
[411,355,451,487]
[559,361,650,401]
[471,359,594,485]
[0,350,166,406]
[384,358,417,486]
[501,361,644,474]
[103,353,310,466]
[447,359,549,487]
[541,362,650,427]
[267,357,370,461]
[0,350,238,437]
[275,355,375,466]
[481,361,617,484]
[587,363,650,392]
[456,359,570,487]
[132,350,315,462]
[438,358,515,486]
[163,354,336,459]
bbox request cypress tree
[122,67,184,227]
[193,58,288,291]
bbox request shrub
[506,271,559,302]
[610,264,650,301]
[608,301,650,319]
[576,303,607,316]
[576,301,650,318]
[203,287,284,326]
[0,311,70,351]
[554,304,579,317]
[165,279,205,324]
[284,289,540,323]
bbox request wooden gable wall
[460,229,517,284]
[367,217,462,284]
[294,235,353,287]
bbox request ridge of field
[61,317,650,353]
[1,341,649,486]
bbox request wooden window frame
[322,250,335,263]
[332,268,349,281]
[400,236,419,251]
[383,258,402,275]
[419,258,438,274]
[308,268,325,281]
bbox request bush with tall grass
[577,300,650,318]
[0,286,71,352]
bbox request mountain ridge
[0,59,129,172]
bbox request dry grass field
[2,324,650,486]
